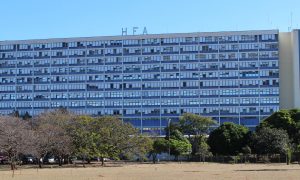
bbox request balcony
[51,55,68,58]
[34,63,50,67]
[17,56,34,60]
[87,45,104,48]
[142,51,161,56]
[34,47,50,51]
[86,54,104,57]
[34,55,50,59]
[0,64,16,68]
[69,54,86,58]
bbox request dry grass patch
[0,162,299,180]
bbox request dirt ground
[0,162,300,180]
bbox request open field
[0,162,300,180]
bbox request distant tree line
[206,109,300,165]
[1,108,300,171]
[0,108,152,170]
[151,109,300,164]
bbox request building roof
[0,29,279,45]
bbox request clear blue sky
[1,0,300,40]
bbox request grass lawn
[0,162,300,180]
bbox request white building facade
[0,29,286,134]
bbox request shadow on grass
[0,161,154,171]
[235,169,300,172]
[0,164,123,171]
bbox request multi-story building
[0,29,289,134]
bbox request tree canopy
[0,116,35,170]
[259,109,300,144]
[68,115,152,166]
[252,127,290,155]
[166,129,192,160]
[207,122,250,155]
[178,113,216,155]
[179,113,217,136]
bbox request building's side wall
[293,30,300,107]
[279,32,294,108]
[279,30,300,109]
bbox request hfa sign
[121,27,148,36]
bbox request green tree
[166,129,192,160]
[169,139,192,161]
[207,122,249,155]
[93,116,144,166]
[67,115,98,167]
[68,115,151,166]
[165,122,181,138]
[259,109,300,143]
[149,138,168,163]
[195,136,212,162]
[179,113,217,136]
[122,134,153,162]
[179,113,216,156]
[252,127,290,155]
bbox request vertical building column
[279,30,300,109]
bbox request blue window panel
[124,119,141,127]
[142,119,160,126]
[161,119,169,126]
[240,117,259,126]
[220,117,239,124]
[211,117,219,122]
[161,118,179,126]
